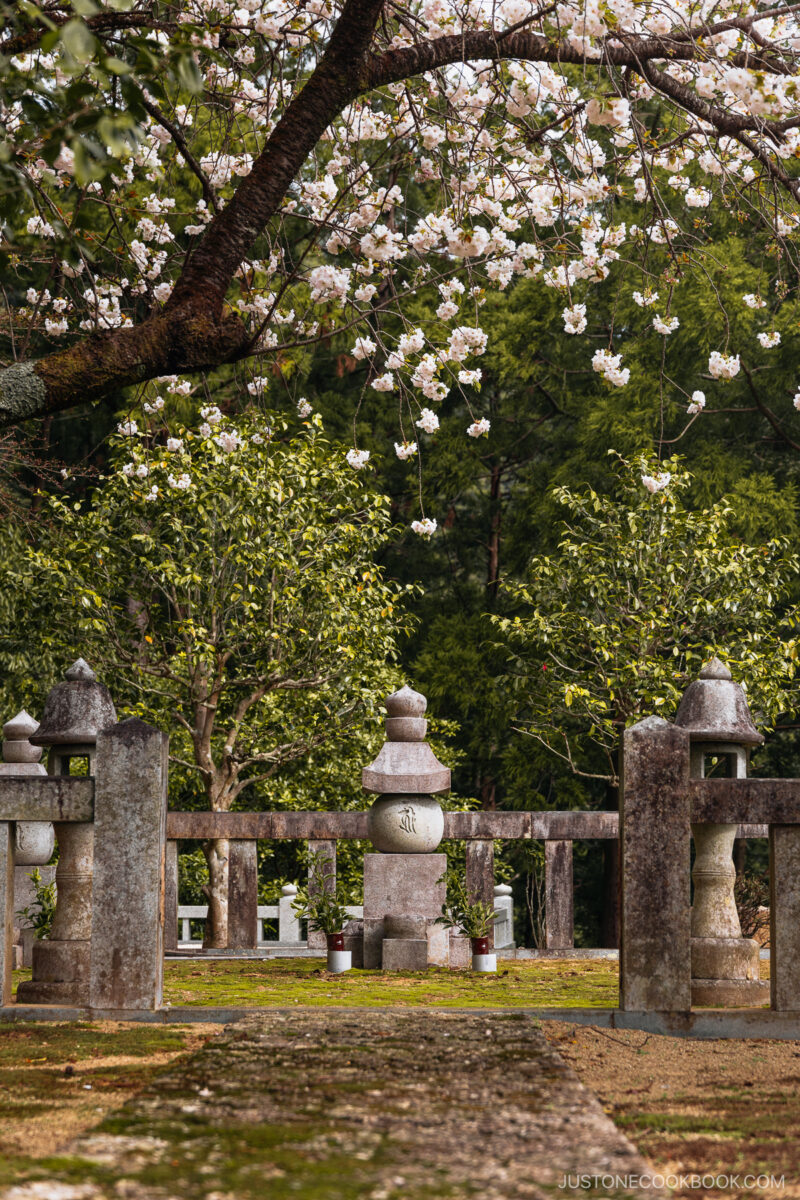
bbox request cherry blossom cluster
[7,0,800,536]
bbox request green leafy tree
[11,408,411,945]
[492,452,800,786]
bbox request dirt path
[2,1011,663,1200]
[544,1020,800,1199]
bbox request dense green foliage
[493,453,800,784]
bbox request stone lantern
[2,711,54,967]
[360,686,451,969]
[363,685,449,852]
[17,659,116,1005]
[674,657,770,1006]
[2,710,53,866]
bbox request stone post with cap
[361,685,451,969]
[17,659,116,1005]
[2,711,54,968]
[674,657,770,1007]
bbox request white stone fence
[175,883,515,950]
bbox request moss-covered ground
[14,955,620,1009]
[0,1011,659,1200]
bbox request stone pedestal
[690,819,769,1007]
[18,821,93,1005]
[362,853,446,969]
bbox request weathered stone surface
[493,883,514,948]
[362,686,450,795]
[690,777,800,824]
[363,852,446,969]
[31,938,90,982]
[691,936,759,981]
[674,657,763,746]
[367,793,444,853]
[620,716,692,1012]
[691,978,770,1007]
[227,840,258,949]
[31,659,117,747]
[306,838,335,952]
[466,838,495,950]
[164,840,178,952]
[384,913,427,938]
[545,840,574,950]
[770,824,800,1012]
[89,719,167,1011]
[382,936,428,970]
[17,816,93,1006]
[0,777,94,823]
[0,823,13,1005]
[691,822,741,938]
[28,1011,666,1200]
[12,820,53,865]
[449,931,471,968]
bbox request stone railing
[174,884,516,951]
[164,808,766,955]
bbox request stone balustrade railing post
[279,883,301,943]
[1,710,54,969]
[493,883,513,949]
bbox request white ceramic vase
[472,953,497,973]
[327,949,352,973]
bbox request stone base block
[363,853,447,969]
[691,978,771,1008]
[21,928,36,968]
[343,919,364,969]
[31,939,90,983]
[363,917,385,969]
[308,929,326,952]
[16,978,89,1005]
[449,933,471,970]
[382,937,428,971]
[426,923,449,967]
[691,937,760,982]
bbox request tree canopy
[3,0,800,527]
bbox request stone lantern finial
[362,686,450,794]
[1,709,53,866]
[2,710,42,764]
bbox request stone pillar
[620,716,692,1013]
[17,659,117,1006]
[493,884,514,949]
[279,884,301,943]
[307,839,335,951]
[90,719,167,1011]
[770,826,800,1012]
[0,821,13,1006]
[466,840,494,950]
[228,840,258,949]
[545,840,574,950]
[164,840,178,952]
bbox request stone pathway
[3,1010,665,1199]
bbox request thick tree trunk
[202,838,230,949]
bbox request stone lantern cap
[674,657,764,746]
[2,709,43,764]
[30,658,117,747]
[362,685,451,794]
